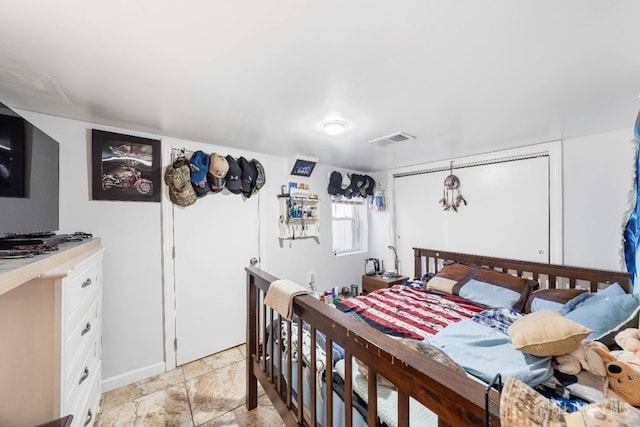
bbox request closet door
[172,153,260,366]
[394,156,549,276]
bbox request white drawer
[64,257,100,321]
[66,287,101,339]
[64,339,100,410]
[63,301,99,386]
[69,363,101,427]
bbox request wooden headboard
[414,247,633,293]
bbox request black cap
[364,175,376,196]
[327,171,343,196]
[225,155,242,194]
[191,181,209,197]
[344,173,364,198]
[238,157,255,198]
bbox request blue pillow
[562,294,640,340]
[530,298,564,313]
[558,293,594,315]
[598,282,626,298]
[458,279,522,309]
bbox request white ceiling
[1,1,639,172]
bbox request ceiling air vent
[368,131,416,147]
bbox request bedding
[426,308,553,386]
[335,285,485,340]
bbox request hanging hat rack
[171,147,197,162]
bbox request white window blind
[332,200,364,255]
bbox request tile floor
[96,344,285,427]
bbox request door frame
[160,139,178,370]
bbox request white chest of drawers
[0,239,103,427]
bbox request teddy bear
[555,334,640,406]
[588,329,640,406]
[555,340,608,377]
[613,327,640,368]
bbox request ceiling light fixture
[322,120,348,136]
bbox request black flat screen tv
[0,103,59,239]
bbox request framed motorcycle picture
[91,129,161,202]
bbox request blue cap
[189,150,209,184]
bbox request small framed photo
[290,158,316,177]
[0,113,25,198]
[91,130,161,202]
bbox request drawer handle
[84,409,92,427]
[81,322,91,336]
[79,367,89,385]
[81,278,93,288]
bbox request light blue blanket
[426,319,552,386]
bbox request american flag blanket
[335,285,486,340]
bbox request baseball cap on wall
[251,159,266,193]
[238,156,255,198]
[207,153,229,193]
[225,155,242,194]
[364,175,376,196]
[164,159,197,206]
[189,151,210,197]
[189,151,209,183]
[327,171,343,196]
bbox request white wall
[563,129,636,270]
[14,110,372,389]
[260,158,372,292]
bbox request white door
[172,158,260,366]
[446,157,549,261]
[394,156,549,276]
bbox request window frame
[331,198,366,256]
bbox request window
[332,199,367,255]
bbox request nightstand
[361,274,409,294]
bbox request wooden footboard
[247,248,632,427]
[246,266,501,427]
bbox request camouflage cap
[164,163,196,206]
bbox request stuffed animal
[614,327,640,368]
[591,343,640,406]
[555,340,607,377]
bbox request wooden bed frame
[246,248,633,427]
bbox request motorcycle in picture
[101,164,153,195]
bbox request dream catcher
[439,161,467,212]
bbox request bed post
[246,271,258,410]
